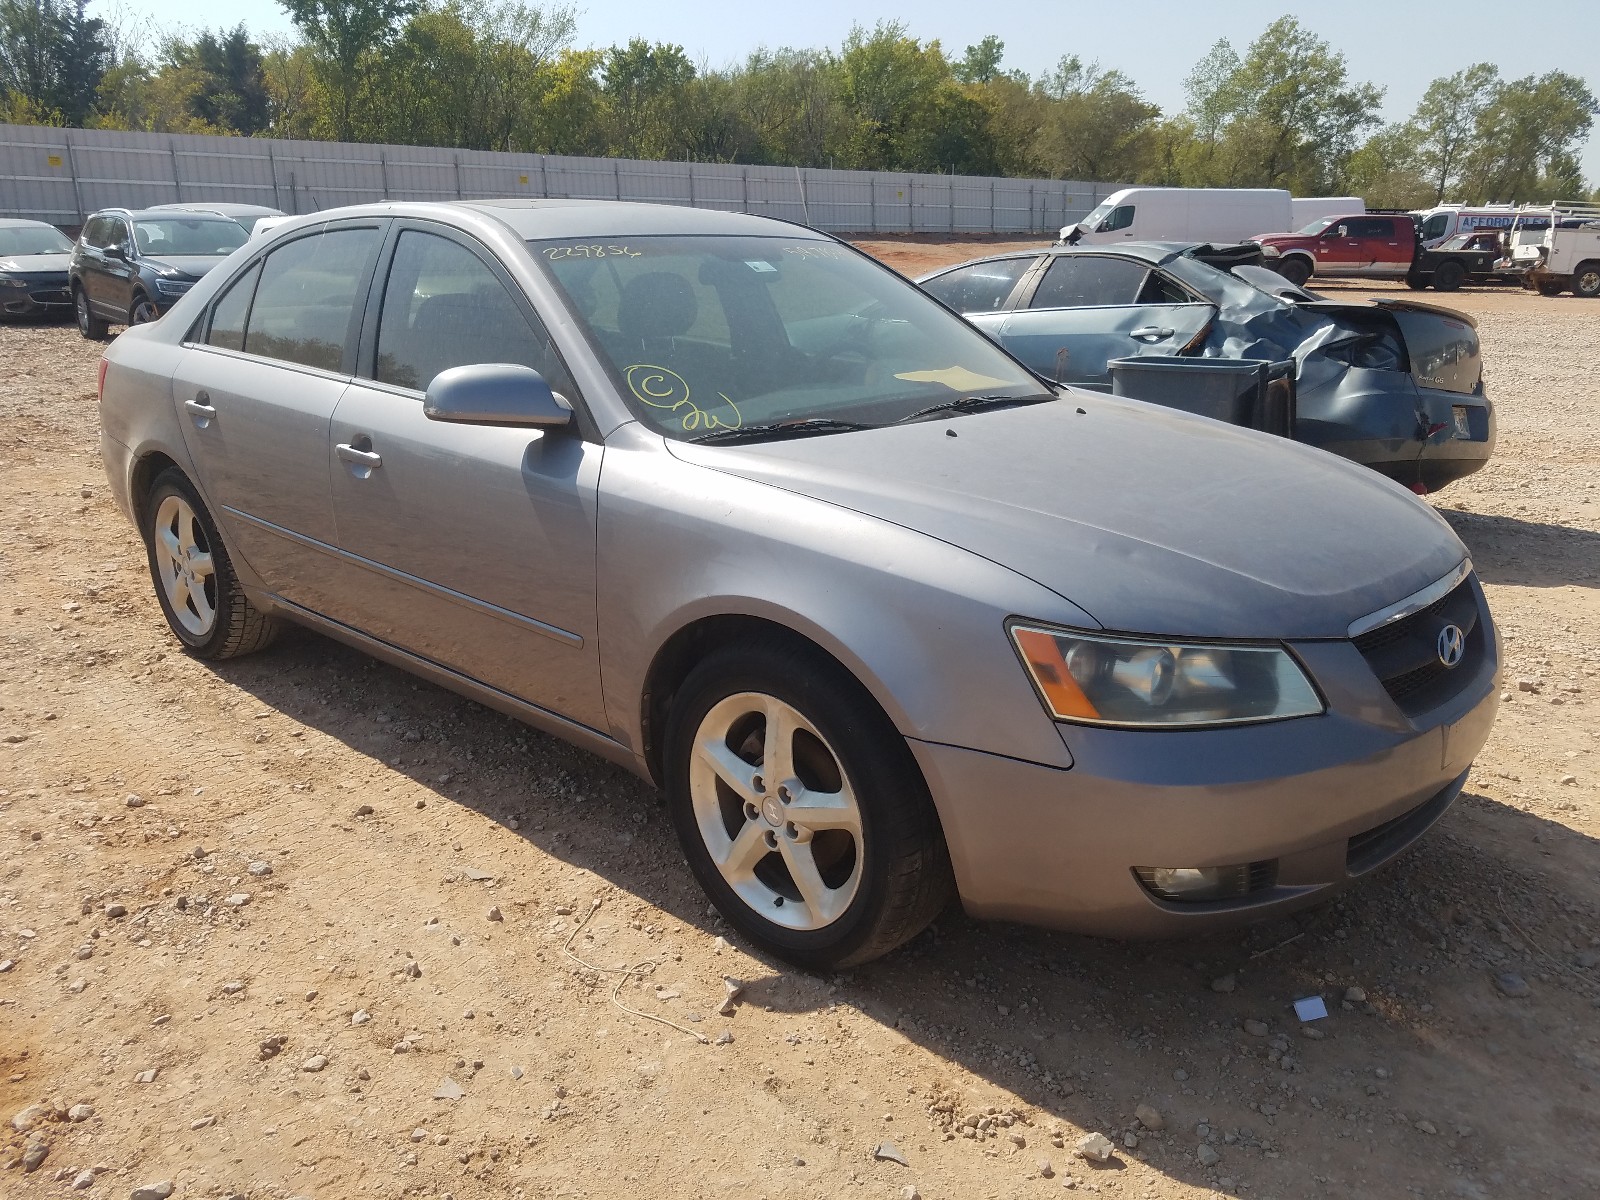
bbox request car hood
[140,255,228,278]
[0,253,70,273]
[667,396,1466,640]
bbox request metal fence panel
[0,122,1122,235]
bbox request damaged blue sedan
[919,243,1495,493]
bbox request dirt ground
[2,243,1599,1200]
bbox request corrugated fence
[0,123,1118,234]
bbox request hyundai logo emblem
[1437,624,1465,669]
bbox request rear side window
[922,258,1033,313]
[206,262,260,352]
[373,230,574,395]
[1030,255,1149,308]
[244,228,379,372]
[1348,218,1395,238]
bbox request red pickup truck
[1252,215,1416,285]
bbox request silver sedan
[96,200,1500,968]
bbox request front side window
[244,228,379,372]
[1030,255,1149,309]
[533,236,1044,439]
[1101,205,1135,232]
[921,257,1034,313]
[131,218,249,257]
[1420,213,1449,240]
[374,230,574,395]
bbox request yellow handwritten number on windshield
[624,365,742,432]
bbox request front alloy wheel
[665,638,953,969]
[129,293,159,325]
[689,693,864,931]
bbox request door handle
[336,442,383,469]
[183,395,216,425]
[1130,326,1175,341]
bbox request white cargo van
[1290,196,1366,228]
[1061,188,1293,246]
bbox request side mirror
[424,363,573,429]
[105,244,128,260]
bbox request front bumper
[912,620,1498,937]
[0,277,72,317]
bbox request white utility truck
[1513,203,1600,297]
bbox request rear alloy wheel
[144,469,279,659]
[1574,262,1600,299]
[1432,260,1467,292]
[129,292,159,325]
[1274,257,1312,287]
[75,287,108,340]
[665,638,952,969]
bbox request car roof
[90,207,250,222]
[149,203,285,218]
[252,199,829,242]
[0,217,62,229]
[917,240,1206,281]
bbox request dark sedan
[71,207,250,338]
[919,243,1495,493]
[0,218,75,319]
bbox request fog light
[1134,861,1277,903]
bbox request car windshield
[0,225,73,256]
[132,217,249,257]
[532,235,1047,439]
[1295,218,1337,235]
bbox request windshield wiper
[688,418,878,445]
[895,393,1054,424]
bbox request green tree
[280,0,419,139]
[1459,71,1597,202]
[833,21,949,169]
[1180,17,1382,192]
[601,38,696,159]
[0,0,113,124]
[1406,63,1499,203]
[953,35,1004,85]
[1035,58,1159,181]
[1344,123,1432,210]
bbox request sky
[103,0,1600,182]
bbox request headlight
[155,278,194,297]
[1260,244,1282,257]
[1010,624,1324,728]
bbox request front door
[324,224,606,727]
[1313,222,1368,274]
[172,221,386,607]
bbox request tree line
[2,0,1596,207]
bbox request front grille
[28,288,69,304]
[1352,578,1481,717]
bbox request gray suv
[71,207,249,338]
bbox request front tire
[143,469,279,659]
[129,292,159,325]
[663,637,953,969]
[1274,257,1312,287]
[1574,261,1600,298]
[75,286,109,340]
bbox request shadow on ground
[1444,508,1600,589]
[208,626,1600,1198]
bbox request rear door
[322,222,606,726]
[1358,217,1412,276]
[972,254,1214,386]
[171,220,386,606]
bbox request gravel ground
[1,253,1598,1200]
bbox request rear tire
[74,286,108,340]
[1536,281,1565,297]
[1274,257,1312,287]
[143,469,279,660]
[1431,260,1466,292]
[1574,262,1600,299]
[663,637,953,970]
